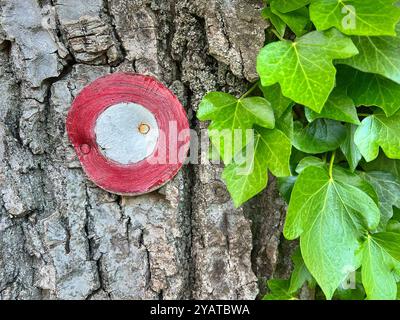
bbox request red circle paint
[66,73,190,195]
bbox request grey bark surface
[0,0,294,300]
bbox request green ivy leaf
[374,232,400,261]
[239,97,276,128]
[362,152,400,178]
[262,7,286,37]
[334,283,366,300]
[340,124,362,172]
[310,0,400,36]
[284,165,380,299]
[198,92,275,163]
[393,208,400,221]
[387,219,400,233]
[263,280,297,300]
[295,156,325,174]
[272,0,311,13]
[333,270,365,300]
[276,106,294,140]
[332,167,379,201]
[359,171,400,227]
[222,126,291,207]
[270,2,309,37]
[293,119,346,154]
[337,65,400,117]
[397,283,400,300]
[263,250,316,300]
[361,232,400,300]
[260,84,293,119]
[198,92,275,129]
[289,248,315,292]
[278,176,297,203]
[305,88,360,125]
[340,25,400,84]
[257,29,358,111]
[354,111,400,162]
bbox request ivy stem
[329,151,336,180]
[240,81,259,99]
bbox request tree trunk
[0,0,295,300]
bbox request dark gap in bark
[184,92,197,298]
[243,175,290,298]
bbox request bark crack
[102,0,126,66]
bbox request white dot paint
[95,102,159,164]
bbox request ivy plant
[197,0,400,300]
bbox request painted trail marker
[66,73,190,195]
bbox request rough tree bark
[0,0,295,300]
